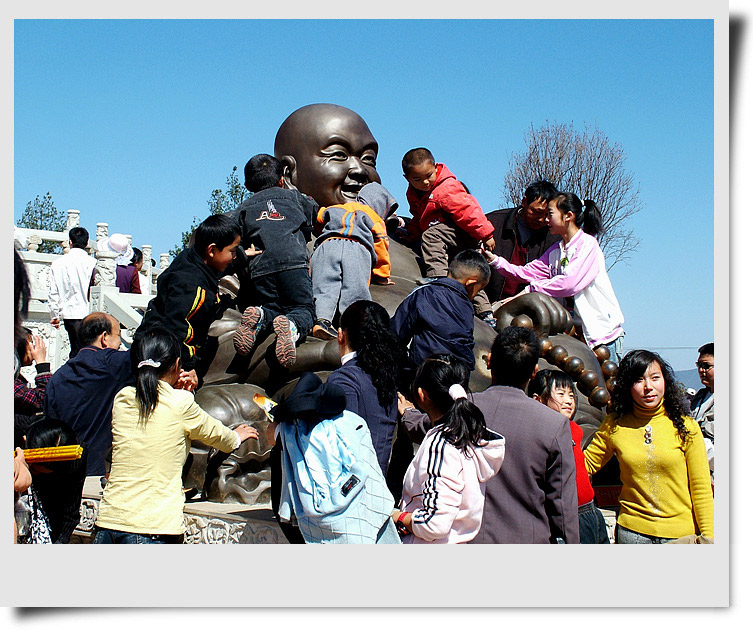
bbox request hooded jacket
[405,163,494,243]
[314,182,397,281]
[400,425,506,544]
[135,247,228,373]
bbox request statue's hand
[494,291,574,337]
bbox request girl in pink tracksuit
[392,354,506,544]
[483,192,625,362]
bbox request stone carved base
[183,506,284,544]
[70,477,286,544]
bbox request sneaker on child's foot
[312,318,338,340]
[272,315,296,368]
[479,311,497,329]
[233,306,264,356]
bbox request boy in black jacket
[133,214,241,391]
[229,154,319,369]
[391,250,490,373]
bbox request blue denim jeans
[578,501,610,544]
[603,333,625,364]
[615,525,676,544]
[93,527,182,544]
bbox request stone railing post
[96,222,109,245]
[160,253,170,270]
[141,245,153,294]
[27,234,41,252]
[94,249,117,287]
[64,209,80,254]
[65,209,81,231]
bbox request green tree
[17,192,67,254]
[169,166,249,257]
[503,121,643,269]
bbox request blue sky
[13,19,714,370]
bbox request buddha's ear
[279,155,298,191]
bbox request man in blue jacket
[391,250,490,373]
[44,313,133,478]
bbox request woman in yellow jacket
[584,349,713,544]
[94,328,258,543]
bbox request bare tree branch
[503,121,643,269]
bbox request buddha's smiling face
[275,104,381,207]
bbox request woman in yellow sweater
[94,328,258,543]
[583,350,713,544]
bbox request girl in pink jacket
[392,354,506,544]
[483,192,625,362]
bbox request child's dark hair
[244,153,283,192]
[489,326,541,388]
[412,354,488,456]
[551,192,604,237]
[193,213,241,255]
[448,249,491,285]
[25,416,85,475]
[523,180,559,204]
[528,369,577,419]
[68,226,89,250]
[611,349,690,443]
[339,300,408,409]
[131,247,143,265]
[131,328,182,422]
[402,147,435,174]
[16,326,32,362]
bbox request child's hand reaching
[245,245,263,257]
[482,236,496,252]
[480,248,497,264]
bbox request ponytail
[581,199,604,237]
[552,193,604,237]
[131,328,182,422]
[412,354,488,456]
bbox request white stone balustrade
[15,212,170,371]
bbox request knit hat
[97,233,134,266]
[356,182,398,219]
[271,372,347,425]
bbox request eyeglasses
[696,362,714,370]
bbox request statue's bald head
[274,103,381,207]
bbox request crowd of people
[12,141,715,545]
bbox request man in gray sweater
[470,327,579,544]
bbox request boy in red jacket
[400,147,496,326]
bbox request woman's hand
[392,508,412,533]
[30,335,47,363]
[234,424,259,443]
[177,369,198,392]
[397,392,415,416]
[14,448,31,493]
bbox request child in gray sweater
[310,182,398,340]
